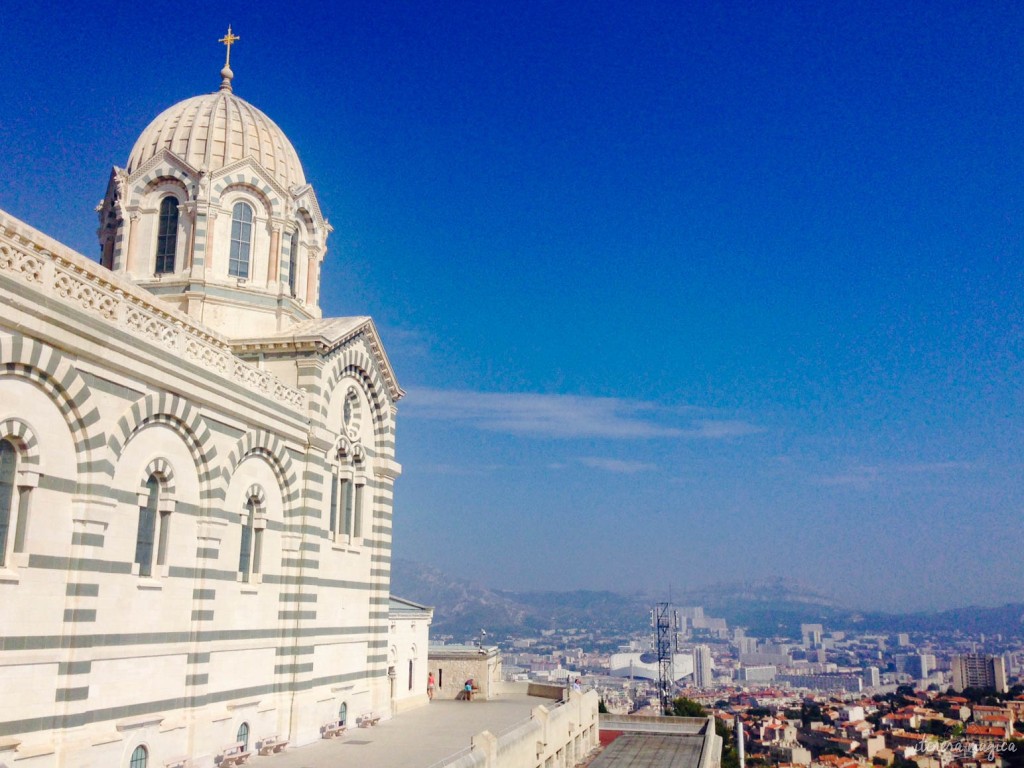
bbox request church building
[0,30,427,768]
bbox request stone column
[201,211,217,279]
[268,225,281,286]
[304,252,320,305]
[182,201,197,271]
[124,212,141,275]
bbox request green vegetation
[715,717,741,768]
[670,697,706,718]
[801,701,824,727]
[947,685,1005,705]
[919,718,950,737]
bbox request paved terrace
[247,694,556,768]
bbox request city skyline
[2,0,1022,611]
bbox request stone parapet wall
[444,689,600,768]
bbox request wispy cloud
[403,387,762,440]
[686,420,764,439]
[415,462,502,477]
[817,461,978,488]
[817,466,880,488]
[378,324,435,360]
[898,461,977,474]
[579,457,658,473]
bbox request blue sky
[2,0,1022,611]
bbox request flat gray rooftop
[587,732,706,768]
[251,695,554,768]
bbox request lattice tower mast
[652,602,679,714]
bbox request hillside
[389,559,1024,641]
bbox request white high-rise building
[693,645,714,687]
[863,666,881,688]
[951,654,1008,693]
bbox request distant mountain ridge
[390,558,1024,641]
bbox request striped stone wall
[0,208,402,768]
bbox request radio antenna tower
[652,602,679,714]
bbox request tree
[671,697,707,718]
[598,699,609,714]
[801,701,823,728]
[920,719,949,737]
[715,717,740,768]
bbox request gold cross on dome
[219,26,240,67]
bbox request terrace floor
[247,694,554,768]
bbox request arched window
[328,471,366,540]
[155,197,178,274]
[238,497,263,582]
[129,745,148,768]
[229,202,253,278]
[338,701,348,726]
[352,481,364,538]
[134,475,159,577]
[287,231,298,297]
[134,471,172,578]
[328,469,347,539]
[0,440,16,567]
[237,722,250,751]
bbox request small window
[229,202,253,278]
[409,658,414,690]
[157,503,171,567]
[328,469,340,536]
[0,440,15,567]
[239,498,255,581]
[134,476,159,577]
[287,231,298,297]
[129,745,148,768]
[339,701,347,726]
[237,722,249,751]
[342,478,354,536]
[155,197,178,274]
[353,482,364,538]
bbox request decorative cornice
[230,317,403,402]
[292,184,330,233]
[0,208,307,411]
[125,147,201,187]
[210,155,291,204]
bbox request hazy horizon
[394,556,1023,617]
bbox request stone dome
[126,88,306,190]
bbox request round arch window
[130,745,148,768]
[237,722,250,751]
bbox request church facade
[0,37,422,768]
